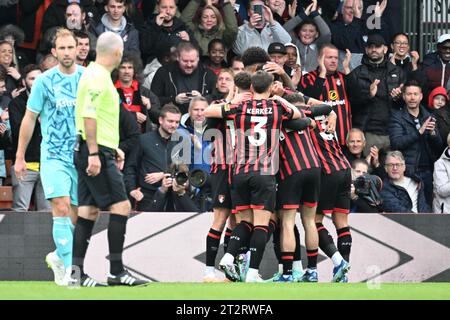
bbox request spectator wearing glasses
[380,151,429,213]
[389,33,421,82]
[389,81,443,207]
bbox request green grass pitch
[0,282,449,300]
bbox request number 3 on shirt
[248,116,267,147]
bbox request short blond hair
[53,27,77,48]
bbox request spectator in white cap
[422,33,450,102]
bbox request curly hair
[241,47,270,67]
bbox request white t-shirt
[393,177,419,213]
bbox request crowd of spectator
[0,0,449,213]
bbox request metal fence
[404,0,450,56]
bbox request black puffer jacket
[347,55,405,135]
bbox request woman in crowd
[180,0,238,57]
[0,40,21,98]
[389,32,420,81]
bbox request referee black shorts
[231,172,276,213]
[276,168,321,210]
[75,142,128,209]
[317,168,351,215]
[210,169,232,209]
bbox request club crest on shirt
[218,195,225,203]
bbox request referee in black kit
[71,31,148,287]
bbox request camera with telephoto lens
[189,169,209,188]
[169,165,189,185]
[354,174,383,207]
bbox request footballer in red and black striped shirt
[300,44,352,147]
[205,71,300,283]
[223,98,294,176]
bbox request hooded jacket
[283,10,331,73]
[347,55,405,134]
[91,14,140,56]
[232,20,291,56]
[428,86,448,109]
[433,147,450,213]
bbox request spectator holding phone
[151,41,217,114]
[232,0,291,56]
[389,81,443,207]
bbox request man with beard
[140,0,196,64]
[8,64,51,212]
[232,0,291,56]
[347,33,405,155]
[125,103,197,212]
[300,44,352,148]
[151,41,216,114]
[15,28,83,286]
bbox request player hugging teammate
[204,70,352,283]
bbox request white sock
[278,264,283,274]
[246,268,259,280]
[221,253,235,265]
[331,252,343,267]
[293,260,303,272]
[205,266,215,276]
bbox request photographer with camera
[125,103,199,212]
[350,159,383,213]
[149,163,199,212]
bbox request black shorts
[75,142,128,209]
[317,169,351,215]
[276,168,321,210]
[231,173,276,213]
[210,169,232,209]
